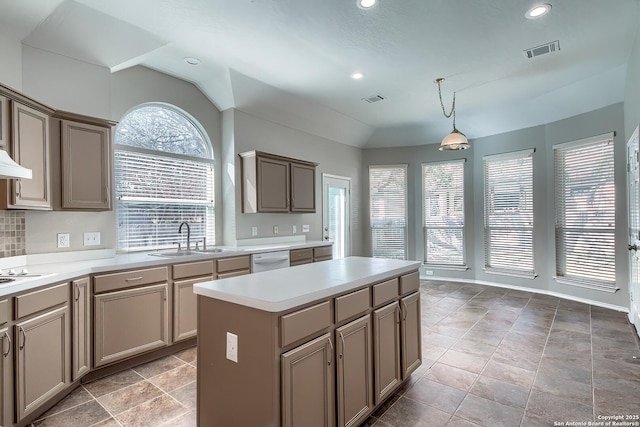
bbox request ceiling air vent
[362,94,385,103]
[523,40,560,59]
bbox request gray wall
[363,103,627,308]
[625,20,640,141]
[228,109,364,255]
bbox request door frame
[627,125,640,337]
[322,174,351,258]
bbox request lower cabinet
[94,283,169,367]
[372,302,401,405]
[15,305,70,422]
[336,315,373,427]
[174,276,212,342]
[72,277,91,380]
[281,333,335,427]
[401,292,421,378]
[0,327,12,427]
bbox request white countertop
[0,240,332,298]
[193,256,421,312]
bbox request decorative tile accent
[0,210,25,257]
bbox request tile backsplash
[0,211,25,258]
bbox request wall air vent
[362,94,385,103]
[523,40,560,59]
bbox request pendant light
[435,78,470,151]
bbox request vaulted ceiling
[1,0,638,147]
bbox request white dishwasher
[251,250,291,272]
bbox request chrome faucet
[178,222,191,251]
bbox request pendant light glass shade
[439,128,470,151]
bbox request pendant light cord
[436,79,457,128]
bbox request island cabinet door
[281,333,335,427]
[373,301,401,405]
[400,292,422,379]
[336,315,373,427]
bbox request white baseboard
[421,275,628,313]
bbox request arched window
[114,104,215,252]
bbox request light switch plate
[292,225,297,234]
[251,226,258,236]
[302,224,310,233]
[57,233,70,248]
[226,332,238,363]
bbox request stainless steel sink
[194,247,243,253]
[148,250,198,258]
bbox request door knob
[629,244,638,251]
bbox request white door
[322,174,351,259]
[627,125,640,336]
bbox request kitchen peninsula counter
[195,256,422,427]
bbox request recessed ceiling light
[357,0,376,9]
[351,72,364,80]
[525,3,551,19]
[184,57,201,66]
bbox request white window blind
[483,149,535,277]
[554,133,616,291]
[114,104,215,252]
[369,165,407,259]
[423,160,465,266]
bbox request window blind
[423,160,465,266]
[115,150,215,252]
[483,149,535,276]
[369,165,407,259]
[554,134,616,291]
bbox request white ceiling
[1,0,638,148]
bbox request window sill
[483,268,537,280]
[553,276,619,293]
[423,264,469,272]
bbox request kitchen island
[194,256,422,427]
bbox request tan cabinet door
[72,277,91,380]
[94,283,169,367]
[174,276,212,342]
[281,333,335,427]
[257,156,290,212]
[0,327,12,427]
[61,120,111,210]
[372,301,401,404]
[290,162,316,212]
[15,305,70,422]
[9,101,51,209]
[401,292,422,379]
[336,315,373,427]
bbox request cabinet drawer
[0,299,9,325]
[217,256,250,274]
[290,248,313,265]
[372,278,399,307]
[400,272,419,295]
[217,270,250,279]
[173,260,215,280]
[281,301,331,347]
[94,267,168,293]
[313,246,333,260]
[335,288,370,324]
[15,283,68,319]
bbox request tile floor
[31,280,640,427]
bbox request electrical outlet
[57,233,70,248]
[302,224,310,233]
[273,225,279,235]
[226,332,238,363]
[425,270,434,276]
[83,231,101,246]
[292,225,297,234]
[251,226,258,236]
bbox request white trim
[483,148,535,161]
[321,172,352,182]
[421,158,466,167]
[483,268,538,280]
[420,275,628,313]
[552,131,615,150]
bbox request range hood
[0,150,32,179]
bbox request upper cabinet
[0,100,52,210]
[0,96,8,149]
[58,113,113,210]
[239,151,317,213]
